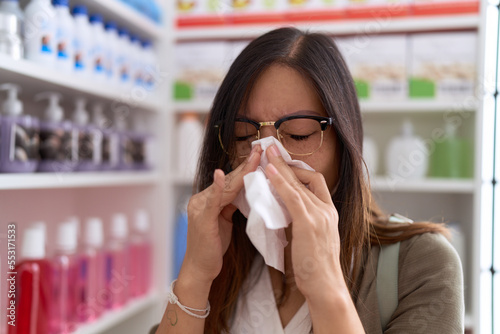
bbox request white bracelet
[167,279,211,319]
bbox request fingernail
[269,145,280,157]
[267,163,278,175]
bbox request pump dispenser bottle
[0,84,40,173]
[0,0,24,59]
[36,92,75,172]
[105,213,130,309]
[8,223,51,334]
[73,98,100,171]
[92,104,115,171]
[24,0,56,66]
[130,209,152,297]
[114,111,132,170]
[50,220,80,334]
[79,217,106,322]
[130,113,152,171]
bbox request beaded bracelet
[167,279,211,319]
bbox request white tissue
[232,137,314,273]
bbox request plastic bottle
[36,92,76,173]
[0,84,39,173]
[104,21,119,82]
[114,111,132,171]
[78,217,106,322]
[129,113,152,171]
[72,5,91,76]
[177,112,203,178]
[72,98,100,171]
[53,0,74,73]
[88,14,106,80]
[363,136,378,177]
[129,35,143,87]
[92,103,117,171]
[24,0,56,66]
[173,198,189,279]
[50,220,80,334]
[386,120,429,180]
[129,209,152,297]
[0,0,23,59]
[116,28,131,87]
[8,223,51,334]
[141,40,157,91]
[105,213,130,309]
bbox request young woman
[155,27,463,334]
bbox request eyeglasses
[216,115,334,157]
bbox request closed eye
[290,134,312,141]
[236,135,256,141]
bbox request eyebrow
[237,109,323,120]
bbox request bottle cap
[89,14,103,24]
[21,222,46,259]
[142,40,152,48]
[445,122,458,137]
[35,92,64,122]
[180,112,199,122]
[118,28,129,37]
[401,120,414,137]
[56,220,78,252]
[110,213,128,240]
[72,5,87,16]
[84,217,104,247]
[0,84,22,116]
[53,0,69,7]
[105,21,117,31]
[72,97,89,126]
[134,209,150,233]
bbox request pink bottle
[78,218,106,322]
[129,209,152,298]
[8,223,51,334]
[49,220,80,334]
[105,213,130,309]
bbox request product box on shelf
[174,41,230,102]
[408,32,476,101]
[286,0,346,21]
[345,0,410,18]
[176,0,229,27]
[336,34,408,101]
[230,0,287,24]
[410,0,480,16]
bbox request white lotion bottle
[72,5,91,77]
[24,0,56,65]
[177,112,203,178]
[53,0,74,74]
[363,136,378,177]
[386,120,429,180]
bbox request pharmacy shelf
[0,172,160,190]
[175,14,480,41]
[370,176,476,193]
[0,54,161,112]
[72,0,162,40]
[174,100,478,114]
[73,293,160,334]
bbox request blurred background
[0,0,498,333]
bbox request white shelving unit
[0,1,172,334]
[173,7,484,334]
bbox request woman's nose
[259,126,277,140]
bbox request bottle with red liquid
[105,213,130,309]
[129,209,152,298]
[8,223,51,334]
[49,219,80,334]
[78,217,106,322]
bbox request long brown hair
[195,27,447,334]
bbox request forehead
[243,64,327,120]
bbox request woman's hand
[264,144,345,300]
[179,145,262,285]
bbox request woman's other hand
[179,145,263,285]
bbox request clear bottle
[88,14,106,80]
[105,213,130,309]
[92,103,118,171]
[129,209,152,297]
[72,5,90,77]
[8,223,52,334]
[36,92,76,173]
[114,111,133,171]
[104,21,119,83]
[72,98,100,171]
[53,0,74,73]
[24,0,56,66]
[78,217,106,322]
[0,84,39,173]
[50,220,80,334]
[0,0,24,59]
[130,113,153,171]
